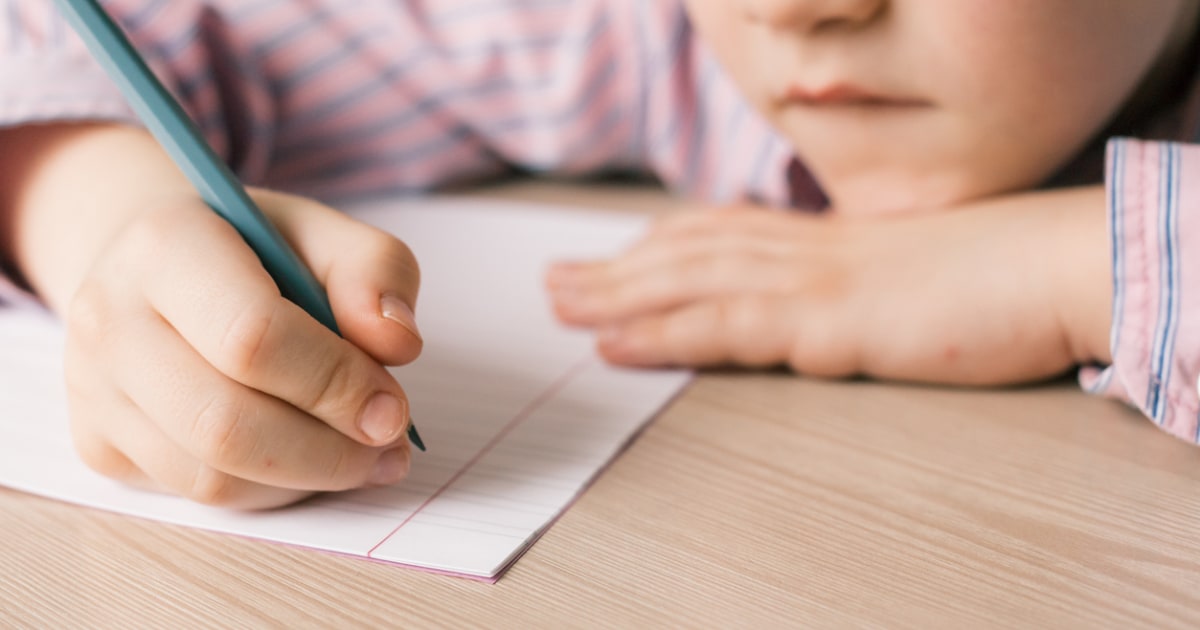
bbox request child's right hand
[61,188,423,509]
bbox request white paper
[0,198,690,580]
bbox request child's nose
[739,0,886,33]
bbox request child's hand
[547,187,1111,386]
[63,189,422,509]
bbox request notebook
[0,197,691,581]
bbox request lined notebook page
[0,198,690,581]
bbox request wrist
[1046,185,1113,365]
[0,123,195,312]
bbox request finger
[549,217,803,296]
[99,303,410,492]
[255,190,422,367]
[66,336,238,500]
[126,203,413,448]
[596,296,799,368]
[551,248,797,326]
[64,303,151,490]
[548,232,801,323]
[644,204,799,241]
[69,418,146,489]
[81,391,312,509]
[549,232,789,292]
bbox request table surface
[3,182,1199,628]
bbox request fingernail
[381,294,421,340]
[368,448,410,486]
[359,392,406,445]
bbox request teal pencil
[52,0,425,452]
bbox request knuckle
[65,282,112,350]
[724,297,772,362]
[801,257,853,302]
[786,321,858,378]
[71,430,130,480]
[117,208,174,260]
[720,297,762,339]
[324,444,367,491]
[191,391,256,467]
[608,266,660,311]
[306,350,359,419]
[62,344,98,401]
[213,300,280,381]
[186,465,241,506]
[369,230,420,276]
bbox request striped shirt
[1,0,1198,445]
[0,0,798,205]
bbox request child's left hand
[547,187,1112,386]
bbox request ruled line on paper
[375,458,578,489]
[404,517,528,539]
[414,506,550,529]
[430,490,558,515]
[446,465,578,491]
[366,356,594,558]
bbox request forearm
[0,123,195,313]
[918,184,1112,379]
[851,184,1114,385]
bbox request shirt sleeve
[0,1,136,129]
[0,0,275,306]
[1079,138,1200,444]
[0,0,278,173]
[0,0,130,306]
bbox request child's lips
[777,83,929,109]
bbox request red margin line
[367,356,594,557]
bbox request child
[0,0,1196,509]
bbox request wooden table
[3,183,1199,628]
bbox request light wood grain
[2,182,1199,628]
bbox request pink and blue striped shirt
[1,0,1198,445]
[0,0,798,204]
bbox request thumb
[252,189,423,366]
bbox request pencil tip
[407,423,427,452]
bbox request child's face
[685,0,1197,212]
